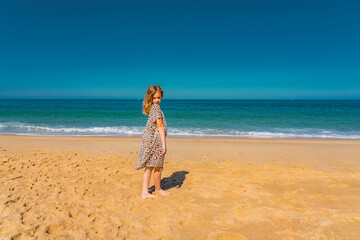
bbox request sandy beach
[0,135,360,239]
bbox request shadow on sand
[149,171,189,193]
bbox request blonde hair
[143,85,164,115]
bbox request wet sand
[1,135,360,239]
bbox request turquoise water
[0,100,359,139]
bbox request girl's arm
[156,118,166,155]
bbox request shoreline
[1,133,360,141]
[1,134,360,239]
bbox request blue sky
[0,0,359,99]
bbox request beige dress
[135,104,167,170]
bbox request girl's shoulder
[151,104,161,110]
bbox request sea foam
[1,122,360,139]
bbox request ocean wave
[1,122,360,139]
[168,128,360,139]
[0,122,144,136]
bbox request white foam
[1,122,360,139]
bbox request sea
[0,99,359,139]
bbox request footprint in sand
[215,233,247,240]
[5,196,20,206]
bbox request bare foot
[155,189,171,196]
[142,192,156,199]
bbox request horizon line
[1,98,359,101]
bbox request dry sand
[1,135,360,239]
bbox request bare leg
[154,167,171,196]
[142,167,156,199]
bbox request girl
[135,85,171,199]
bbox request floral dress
[135,104,167,170]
